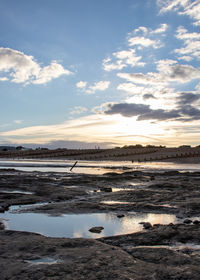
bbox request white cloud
[117,60,200,85]
[178,55,193,61]
[0,77,8,81]
[174,26,200,60]
[102,57,126,72]
[117,72,165,85]
[87,81,110,94]
[117,83,146,94]
[76,81,87,88]
[128,36,161,48]
[14,120,23,124]
[134,26,148,34]
[33,61,71,85]
[103,50,144,72]
[76,80,110,94]
[102,23,168,72]
[157,0,200,26]
[150,23,168,34]
[0,47,72,85]
[70,106,87,115]
[114,49,145,67]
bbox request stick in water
[70,161,78,171]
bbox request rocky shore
[0,168,200,279]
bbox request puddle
[125,243,200,251]
[0,190,34,195]
[9,202,49,212]
[100,201,133,205]
[25,257,60,265]
[0,210,178,238]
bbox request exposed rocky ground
[0,168,200,279]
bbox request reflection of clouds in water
[73,231,83,238]
[0,210,177,238]
[73,224,105,238]
[99,213,177,236]
[146,213,176,225]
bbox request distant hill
[0,146,17,151]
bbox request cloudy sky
[0,0,200,148]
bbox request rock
[0,221,5,230]
[183,219,192,224]
[140,222,152,229]
[0,203,9,213]
[89,226,104,233]
[193,220,200,225]
[117,214,125,218]
[100,187,112,192]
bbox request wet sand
[0,168,200,279]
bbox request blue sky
[0,0,200,148]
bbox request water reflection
[0,211,177,239]
[0,159,200,174]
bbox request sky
[0,0,200,149]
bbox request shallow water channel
[0,205,178,238]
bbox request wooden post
[70,161,78,171]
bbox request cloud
[128,36,161,48]
[143,94,156,100]
[177,92,200,105]
[150,23,168,34]
[174,26,200,60]
[117,60,200,85]
[70,106,88,115]
[137,109,180,121]
[0,77,8,81]
[87,81,110,94]
[76,81,87,88]
[104,102,150,117]
[113,50,144,67]
[117,72,164,85]
[179,105,200,121]
[14,120,23,124]
[117,83,146,94]
[0,47,72,85]
[76,80,110,94]
[102,50,144,72]
[157,0,200,26]
[102,24,168,72]
[103,102,180,121]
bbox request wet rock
[0,203,9,212]
[89,226,104,233]
[140,222,152,229]
[184,219,192,224]
[193,220,200,225]
[163,171,180,176]
[117,214,125,218]
[0,221,5,230]
[99,187,112,192]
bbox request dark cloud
[104,102,180,121]
[179,105,200,120]
[104,103,150,117]
[177,92,200,105]
[169,64,200,81]
[143,94,156,100]
[137,109,180,121]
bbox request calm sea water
[0,159,200,174]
